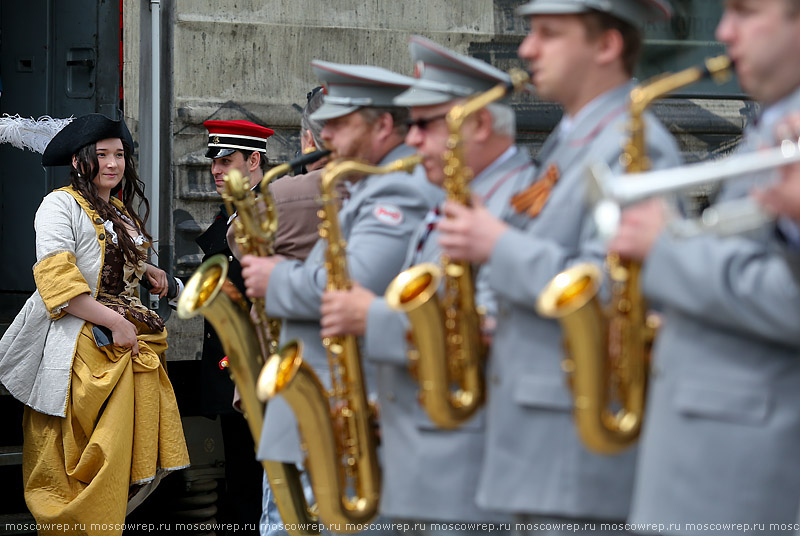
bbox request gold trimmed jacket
[0,186,123,417]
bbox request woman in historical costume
[0,114,190,535]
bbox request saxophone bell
[258,156,423,531]
[536,263,643,454]
[537,55,733,455]
[177,255,320,536]
[384,69,532,429]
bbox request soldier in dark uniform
[197,119,276,535]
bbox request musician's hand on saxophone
[607,197,670,262]
[438,195,507,263]
[241,253,286,299]
[753,114,800,224]
[320,283,375,338]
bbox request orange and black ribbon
[510,163,560,218]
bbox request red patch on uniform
[373,204,404,226]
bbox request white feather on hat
[0,114,74,155]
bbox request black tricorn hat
[41,113,134,167]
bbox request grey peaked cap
[395,35,511,107]
[516,0,672,27]
[309,61,417,121]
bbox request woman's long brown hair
[70,140,153,265]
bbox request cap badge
[213,136,220,144]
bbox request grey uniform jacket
[628,87,800,535]
[364,146,535,523]
[256,144,438,464]
[476,83,682,518]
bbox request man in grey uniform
[240,61,435,535]
[610,0,800,533]
[437,1,681,534]
[319,36,536,534]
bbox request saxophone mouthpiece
[290,149,332,174]
[507,67,535,94]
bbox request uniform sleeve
[642,230,800,347]
[32,193,91,318]
[364,297,411,366]
[266,178,432,321]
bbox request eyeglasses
[405,112,449,131]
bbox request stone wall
[122,1,747,361]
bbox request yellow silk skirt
[22,324,190,536]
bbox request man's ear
[595,28,624,68]
[373,112,395,141]
[471,108,494,143]
[301,129,316,153]
[249,151,261,172]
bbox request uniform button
[98,233,105,240]
[228,256,234,262]
[94,217,103,224]
[386,392,395,402]
[207,333,212,339]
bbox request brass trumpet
[384,68,531,429]
[536,56,733,455]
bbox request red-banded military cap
[203,119,275,159]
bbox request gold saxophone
[226,149,332,356]
[536,57,732,454]
[257,154,422,531]
[177,150,330,536]
[383,69,531,429]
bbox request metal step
[0,513,36,535]
[0,446,23,467]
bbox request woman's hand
[108,314,139,355]
[145,263,169,298]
